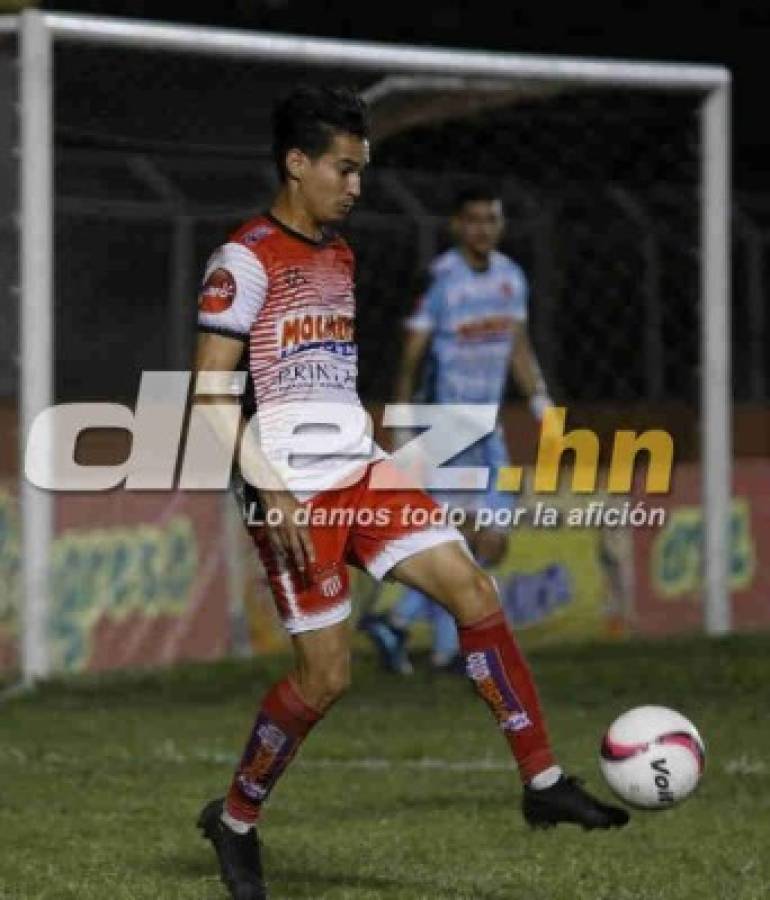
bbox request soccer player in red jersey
[194,86,628,900]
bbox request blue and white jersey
[404,248,528,509]
[405,248,528,405]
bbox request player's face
[298,132,369,224]
[453,200,505,258]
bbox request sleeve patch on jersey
[199,268,236,313]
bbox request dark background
[0,0,762,462]
[37,0,766,193]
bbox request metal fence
[0,12,734,683]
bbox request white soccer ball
[599,705,705,809]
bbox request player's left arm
[509,320,553,422]
[505,261,553,422]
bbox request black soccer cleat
[197,798,268,899]
[523,775,630,830]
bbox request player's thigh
[247,493,352,636]
[389,541,499,626]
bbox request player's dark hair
[452,183,502,213]
[272,86,369,181]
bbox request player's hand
[258,489,316,575]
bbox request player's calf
[225,677,324,827]
[459,608,555,782]
[293,651,352,711]
[457,607,629,829]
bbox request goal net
[0,12,732,683]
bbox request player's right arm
[194,243,315,573]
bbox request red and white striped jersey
[197,213,378,495]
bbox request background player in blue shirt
[361,184,554,673]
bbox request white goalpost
[5,10,731,683]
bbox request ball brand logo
[319,573,343,598]
[650,758,675,804]
[278,311,355,359]
[198,268,236,313]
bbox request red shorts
[246,460,465,634]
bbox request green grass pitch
[0,634,768,899]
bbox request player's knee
[471,568,500,612]
[296,653,351,711]
[445,565,500,623]
[473,529,508,567]
[322,654,352,702]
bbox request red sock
[225,677,323,824]
[459,609,555,783]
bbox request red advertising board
[0,487,231,674]
[633,460,770,634]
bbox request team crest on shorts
[319,573,343,598]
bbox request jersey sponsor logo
[198,267,236,313]
[456,315,516,341]
[277,360,356,390]
[447,273,518,307]
[278,311,355,359]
